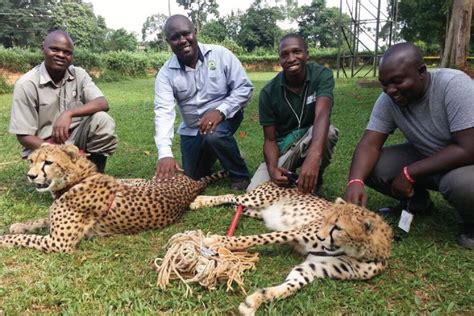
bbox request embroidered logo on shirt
[306,93,316,105]
[208,60,217,70]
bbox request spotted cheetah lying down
[0,144,225,253]
[190,182,393,315]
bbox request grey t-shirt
[367,68,474,156]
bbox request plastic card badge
[398,209,414,233]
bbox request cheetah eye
[44,160,54,166]
[333,224,342,231]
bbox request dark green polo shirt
[259,63,334,140]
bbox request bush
[147,51,171,71]
[0,47,41,72]
[103,51,149,77]
[0,74,13,94]
[74,48,104,70]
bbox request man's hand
[343,182,368,206]
[155,157,184,179]
[298,157,320,194]
[391,171,414,199]
[269,167,291,187]
[199,110,224,135]
[52,111,73,144]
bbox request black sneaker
[230,177,250,191]
[378,199,434,215]
[458,224,474,250]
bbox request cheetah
[0,143,226,253]
[190,181,393,315]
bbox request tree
[441,0,472,69]
[176,0,219,33]
[0,0,55,48]
[297,0,350,48]
[394,0,451,50]
[200,19,227,42]
[106,28,138,51]
[50,0,107,52]
[142,13,168,50]
[238,1,283,51]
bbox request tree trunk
[440,0,472,69]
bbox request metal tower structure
[336,0,398,78]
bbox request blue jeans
[180,110,249,180]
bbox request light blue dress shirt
[154,43,253,159]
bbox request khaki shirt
[9,62,104,140]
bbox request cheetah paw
[238,301,257,316]
[9,223,32,234]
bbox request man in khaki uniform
[9,30,117,172]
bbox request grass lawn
[0,73,473,314]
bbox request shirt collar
[168,42,209,70]
[279,64,311,88]
[38,62,75,87]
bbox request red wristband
[403,166,416,184]
[347,179,364,187]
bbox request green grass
[0,74,473,314]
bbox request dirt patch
[0,68,22,85]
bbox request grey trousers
[366,143,474,223]
[247,125,339,192]
[22,111,118,158]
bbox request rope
[154,230,259,296]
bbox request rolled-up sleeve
[9,81,39,136]
[216,48,253,119]
[154,66,176,159]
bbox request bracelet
[403,166,416,184]
[347,178,364,187]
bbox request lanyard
[283,84,308,129]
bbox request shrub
[0,74,13,94]
[74,48,104,70]
[0,47,41,72]
[103,51,149,77]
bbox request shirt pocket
[173,77,190,100]
[207,71,225,96]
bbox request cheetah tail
[199,170,229,184]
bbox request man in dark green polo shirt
[247,34,339,194]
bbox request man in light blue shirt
[154,14,253,190]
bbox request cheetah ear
[335,197,346,204]
[62,144,80,162]
[363,219,374,234]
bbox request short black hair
[279,33,308,51]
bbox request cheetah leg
[1,210,96,253]
[238,260,319,316]
[242,208,262,219]
[189,194,236,209]
[204,230,299,250]
[9,217,49,234]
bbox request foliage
[0,0,54,48]
[50,0,108,52]
[141,13,168,51]
[103,51,148,78]
[297,0,350,48]
[237,1,283,52]
[176,0,219,32]
[394,0,451,49]
[105,28,138,52]
[1,76,473,314]
[0,47,42,72]
[0,73,12,94]
[73,47,104,70]
[200,19,227,42]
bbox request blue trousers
[180,110,249,180]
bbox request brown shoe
[230,177,250,191]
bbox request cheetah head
[27,144,96,193]
[316,198,393,261]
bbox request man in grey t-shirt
[343,42,474,249]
